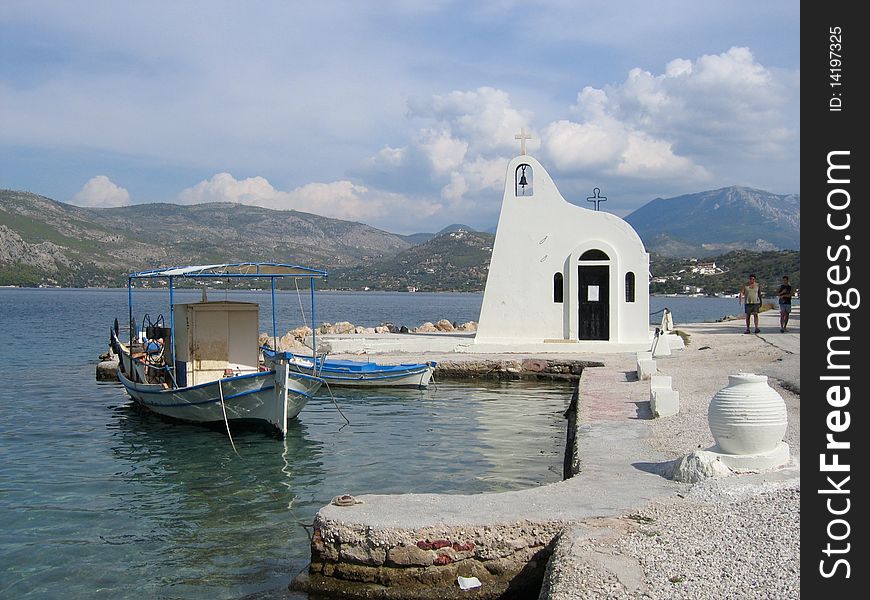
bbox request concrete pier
[291,306,800,599]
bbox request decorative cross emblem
[586,187,607,210]
[514,128,532,155]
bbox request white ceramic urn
[708,373,787,455]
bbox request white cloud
[177,173,441,231]
[539,46,795,185]
[371,87,535,208]
[71,176,131,208]
[357,44,796,222]
[615,134,705,179]
[590,47,794,158]
[458,157,508,194]
[665,58,693,78]
[441,172,468,202]
[440,156,513,203]
[543,118,624,170]
[415,128,469,176]
[2,2,798,226]
[384,48,794,208]
[425,87,531,154]
[543,116,709,182]
[177,173,280,206]
[370,145,408,168]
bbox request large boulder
[435,319,455,332]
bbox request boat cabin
[173,301,260,387]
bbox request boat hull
[114,333,321,434]
[267,350,436,389]
[314,365,434,388]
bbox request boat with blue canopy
[110,262,328,436]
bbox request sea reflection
[106,404,325,598]
[310,382,570,495]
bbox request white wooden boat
[110,263,328,436]
[263,348,436,389]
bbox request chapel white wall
[475,155,649,345]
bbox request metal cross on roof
[586,187,607,210]
[514,128,532,155]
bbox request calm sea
[0,288,768,598]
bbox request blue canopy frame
[126,262,328,388]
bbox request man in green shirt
[739,274,762,333]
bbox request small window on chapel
[553,272,564,303]
[515,164,533,196]
[625,272,636,302]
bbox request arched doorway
[578,249,610,340]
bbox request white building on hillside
[690,261,720,275]
[472,150,651,352]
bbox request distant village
[651,260,729,295]
[649,257,799,298]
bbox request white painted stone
[708,373,788,455]
[637,358,657,380]
[474,153,650,352]
[671,449,733,483]
[651,388,679,417]
[651,330,671,357]
[649,375,673,389]
[649,374,672,390]
[659,309,674,333]
[636,351,652,377]
[711,442,791,471]
[664,333,685,350]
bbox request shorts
[779,303,792,314]
[744,303,760,315]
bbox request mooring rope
[294,279,308,329]
[429,366,438,391]
[331,494,363,506]
[650,327,661,354]
[319,379,350,429]
[217,380,240,456]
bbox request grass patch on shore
[627,514,656,524]
[674,330,690,346]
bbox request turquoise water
[0,289,569,599]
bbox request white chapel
[472,140,651,353]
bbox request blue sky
[0,1,799,234]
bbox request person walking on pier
[777,275,794,332]
[739,274,762,334]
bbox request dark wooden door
[579,265,609,340]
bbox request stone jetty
[96,349,119,381]
[291,307,800,599]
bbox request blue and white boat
[110,263,328,436]
[262,348,436,389]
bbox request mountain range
[1,186,798,289]
[624,186,799,256]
